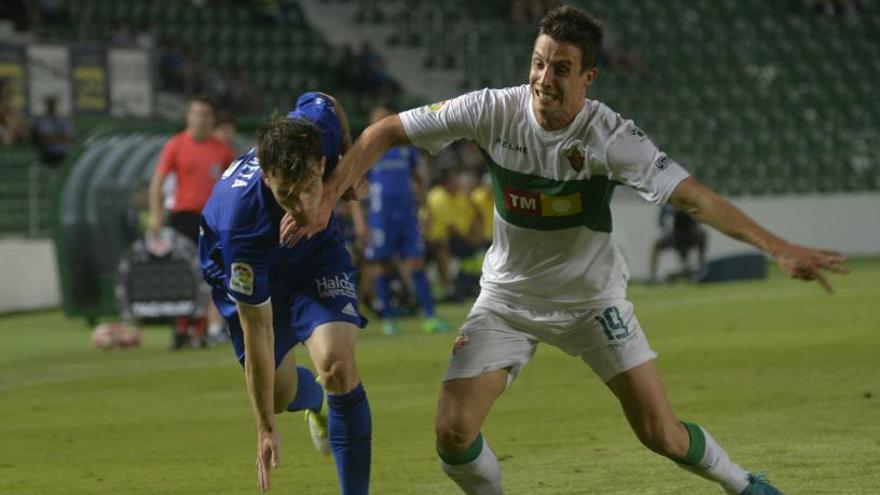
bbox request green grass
[1,260,879,494]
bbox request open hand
[255,428,280,492]
[774,242,849,293]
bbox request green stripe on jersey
[483,152,616,232]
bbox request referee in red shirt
[148,95,235,348]
[149,96,234,241]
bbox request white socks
[439,425,751,494]
[439,433,504,495]
[679,422,751,495]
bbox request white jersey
[400,85,689,308]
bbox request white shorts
[443,294,657,384]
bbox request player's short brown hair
[538,5,603,71]
[256,116,324,185]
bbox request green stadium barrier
[52,123,177,322]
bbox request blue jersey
[200,148,344,313]
[199,92,366,365]
[363,146,425,262]
[366,146,419,214]
[200,148,366,364]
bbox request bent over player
[200,93,371,494]
[285,6,847,494]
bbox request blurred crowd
[809,0,865,23]
[509,0,562,25]
[0,0,71,35]
[0,80,74,167]
[0,79,28,146]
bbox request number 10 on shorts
[595,306,630,342]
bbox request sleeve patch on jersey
[653,153,670,170]
[418,100,448,114]
[229,262,255,296]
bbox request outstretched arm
[668,177,848,292]
[237,301,280,492]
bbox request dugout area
[52,124,175,322]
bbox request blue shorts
[364,210,425,262]
[224,252,367,368]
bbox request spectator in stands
[810,0,862,23]
[258,0,305,25]
[159,41,189,92]
[0,0,33,32]
[134,21,155,50]
[33,0,69,30]
[148,95,235,348]
[510,0,531,25]
[335,44,361,91]
[111,24,133,46]
[0,79,27,146]
[510,0,561,25]
[225,64,254,113]
[649,204,708,283]
[32,96,74,167]
[599,23,646,77]
[358,41,393,94]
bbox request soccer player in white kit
[283,6,848,494]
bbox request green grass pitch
[1,260,878,494]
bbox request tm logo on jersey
[316,274,357,299]
[503,187,584,217]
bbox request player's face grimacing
[529,34,596,124]
[264,159,325,226]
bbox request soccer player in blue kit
[359,104,449,336]
[200,93,371,494]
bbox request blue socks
[377,270,436,319]
[412,270,435,317]
[328,383,372,495]
[286,366,323,413]
[374,274,393,318]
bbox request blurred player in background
[356,104,449,336]
[149,95,235,348]
[212,112,242,152]
[288,5,848,494]
[470,173,495,247]
[200,93,371,494]
[425,170,484,301]
[649,203,708,283]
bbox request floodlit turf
[1,260,878,494]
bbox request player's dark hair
[188,94,216,113]
[538,5,603,71]
[256,116,324,184]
